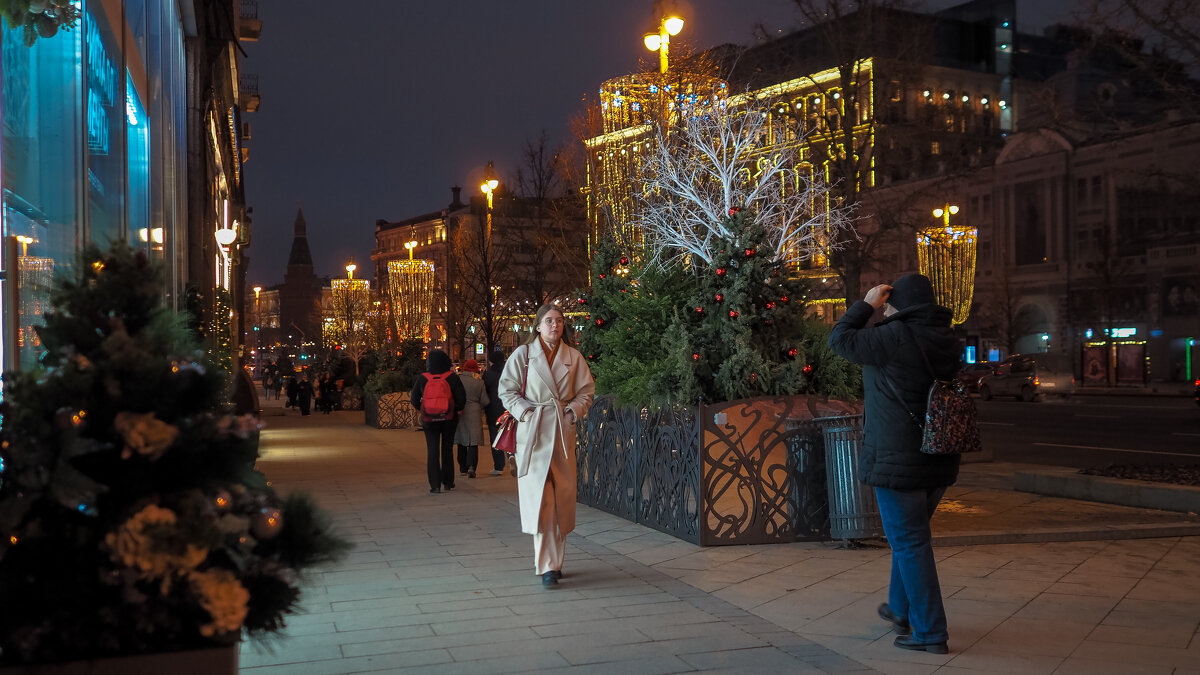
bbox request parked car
[955,363,994,393]
[978,354,1075,402]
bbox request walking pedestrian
[296,373,315,416]
[411,349,465,494]
[499,304,594,589]
[828,273,961,654]
[453,359,489,478]
[285,375,298,408]
[482,349,507,475]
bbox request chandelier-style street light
[916,203,977,325]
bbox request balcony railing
[239,0,261,41]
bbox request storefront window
[1,21,83,369]
[1,0,189,374]
[84,2,127,247]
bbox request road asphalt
[241,393,1200,674]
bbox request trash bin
[816,414,883,540]
[783,418,829,541]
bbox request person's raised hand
[865,284,892,309]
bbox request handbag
[879,324,983,455]
[491,347,527,456]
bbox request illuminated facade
[583,0,1016,316]
[373,187,588,360]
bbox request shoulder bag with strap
[879,323,983,455]
[492,346,527,456]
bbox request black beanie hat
[889,273,936,310]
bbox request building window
[930,141,941,155]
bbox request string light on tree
[916,203,977,325]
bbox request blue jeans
[874,486,949,644]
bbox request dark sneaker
[541,571,558,588]
[468,470,476,478]
[877,603,911,635]
[429,487,441,494]
[894,635,948,654]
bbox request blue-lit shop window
[1,19,84,371]
[84,1,126,247]
[126,72,148,243]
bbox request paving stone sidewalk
[242,402,1200,674]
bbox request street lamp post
[916,203,978,326]
[252,285,262,370]
[479,162,500,354]
[644,14,684,74]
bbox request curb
[933,522,1200,547]
[1014,468,1200,514]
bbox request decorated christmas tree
[0,244,350,665]
[579,94,861,407]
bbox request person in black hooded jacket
[482,349,508,475]
[828,273,960,655]
[411,349,466,493]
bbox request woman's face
[537,309,565,344]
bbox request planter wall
[364,392,417,429]
[0,645,237,675]
[577,395,862,546]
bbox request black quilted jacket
[828,300,962,490]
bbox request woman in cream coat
[498,304,594,588]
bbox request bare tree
[448,211,512,355]
[505,131,589,305]
[326,280,373,375]
[1078,0,1200,116]
[635,96,854,270]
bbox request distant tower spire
[287,207,313,268]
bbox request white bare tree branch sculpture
[635,99,856,270]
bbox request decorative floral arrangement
[1,0,81,46]
[0,245,351,665]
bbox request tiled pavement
[241,399,1200,674]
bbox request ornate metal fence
[576,396,702,543]
[364,393,418,429]
[577,395,838,546]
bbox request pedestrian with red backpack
[410,349,466,493]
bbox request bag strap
[877,321,928,429]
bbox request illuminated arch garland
[916,225,977,325]
[387,260,435,340]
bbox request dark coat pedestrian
[296,374,315,416]
[453,359,489,477]
[482,349,507,473]
[411,349,466,493]
[828,273,960,654]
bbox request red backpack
[420,372,455,422]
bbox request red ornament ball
[695,306,704,313]
[787,347,798,358]
[692,353,701,361]
[780,295,789,303]
[728,207,741,216]
[745,248,756,257]
[729,310,739,318]
[765,301,775,310]
[716,267,726,276]
[715,293,723,302]
[595,318,605,326]
[599,273,606,279]
[619,256,629,265]
[578,297,587,305]
[802,363,814,375]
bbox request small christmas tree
[0,244,350,665]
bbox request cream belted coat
[498,342,595,536]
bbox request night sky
[241,0,1071,288]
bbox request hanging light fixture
[916,204,977,325]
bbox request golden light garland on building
[916,204,977,325]
[387,259,435,340]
